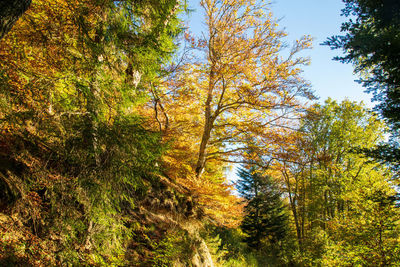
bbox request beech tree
[273,100,400,263]
[164,0,314,178]
[192,0,315,177]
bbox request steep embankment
[0,132,215,266]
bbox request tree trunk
[85,19,105,168]
[195,66,216,177]
[0,0,32,40]
[283,169,303,248]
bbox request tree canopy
[325,0,400,172]
[0,0,399,266]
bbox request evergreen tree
[0,0,185,264]
[325,0,400,173]
[236,167,289,250]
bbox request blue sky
[271,0,372,106]
[186,0,373,107]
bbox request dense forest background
[0,0,399,266]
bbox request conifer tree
[236,167,288,250]
[325,0,400,172]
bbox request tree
[0,0,185,263]
[142,0,313,227]
[300,99,386,229]
[237,167,289,250]
[325,0,400,171]
[0,0,32,40]
[0,0,183,161]
[164,0,314,178]
[274,99,400,264]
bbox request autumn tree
[0,0,183,161]
[274,99,400,264]
[0,0,185,263]
[301,100,386,229]
[163,0,314,178]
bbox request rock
[191,239,214,267]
